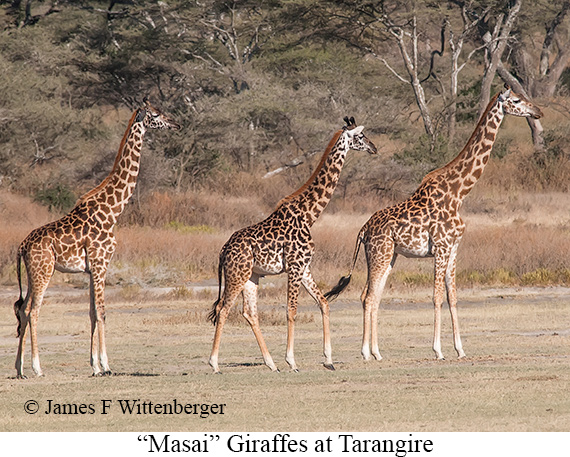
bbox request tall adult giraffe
[14,99,180,378]
[326,87,543,361]
[208,117,377,373]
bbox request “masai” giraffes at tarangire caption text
[208,117,377,373]
[14,99,180,378]
[326,86,543,361]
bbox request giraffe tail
[207,253,224,325]
[14,249,24,338]
[324,234,363,302]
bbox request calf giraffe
[14,99,180,378]
[208,117,377,373]
[326,87,543,361]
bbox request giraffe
[326,86,543,361]
[207,117,377,373]
[13,99,180,378]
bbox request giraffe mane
[276,129,343,208]
[420,91,502,184]
[75,108,141,206]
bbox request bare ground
[0,284,568,432]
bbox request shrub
[34,184,76,212]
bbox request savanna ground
[0,284,568,432]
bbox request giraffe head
[342,116,377,154]
[135,98,181,130]
[499,86,543,119]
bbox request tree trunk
[497,62,545,150]
[478,0,522,120]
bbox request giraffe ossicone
[326,86,542,362]
[13,99,179,379]
[208,117,377,373]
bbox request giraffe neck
[77,110,146,221]
[278,130,346,227]
[442,92,504,201]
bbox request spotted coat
[208,117,378,373]
[327,87,543,362]
[14,100,180,379]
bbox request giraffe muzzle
[530,106,544,119]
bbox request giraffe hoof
[101,370,112,376]
[291,368,299,373]
[213,371,222,375]
[324,363,335,371]
[16,374,28,380]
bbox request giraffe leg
[28,262,53,377]
[301,268,334,371]
[29,298,44,377]
[361,243,395,361]
[242,275,278,372]
[25,280,51,377]
[14,248,55,378]
[285,272,302,372]
[433,250,450,360]
[88,247,114,376]
[446,241,466,358]
[209,282,244,374]
[89,274,103,376]
[362,266,392,361]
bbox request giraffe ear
[353,125,363,135]
[499,88,511,102]
[347,125,364,137]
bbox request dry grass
[0,192,55,283]
[2,188,569,293]
[0,286,568,432]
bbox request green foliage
[393,134,450,174]
[34,184,76,212]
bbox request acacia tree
[429,1,492,145]
[477,0,570,150]
[322,0,491,149]
[187,0,279,94]
[476,0,522,119]
[510,0,570,99]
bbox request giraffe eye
[513,99,521,104]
